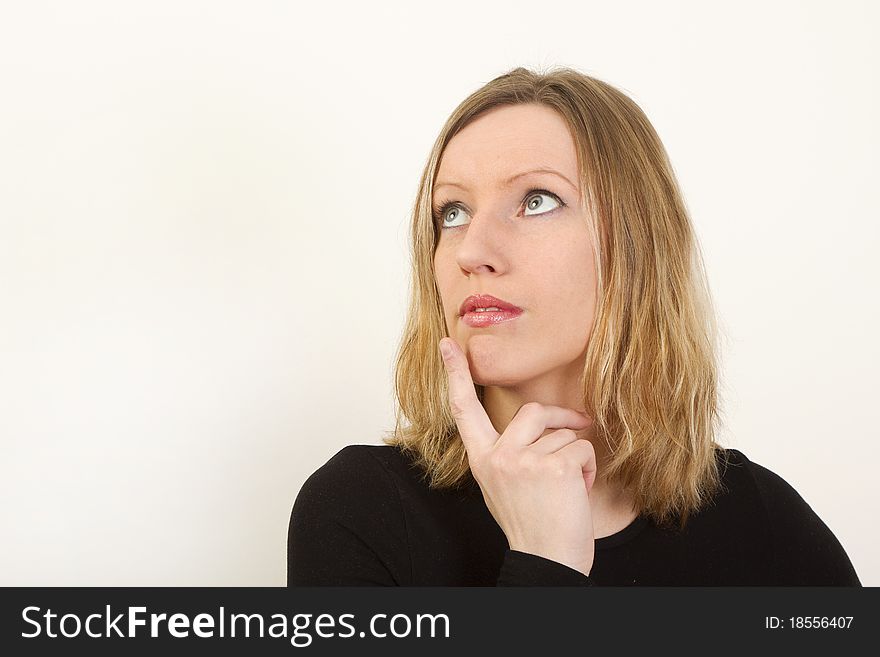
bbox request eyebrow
[434,167,579,194]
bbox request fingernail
[439,340,452,360]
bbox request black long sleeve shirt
[287,444,861,586]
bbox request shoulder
[294,444,405,510]
[716,447,829,528]
[291,443,431,533]
[288,444,413,585]
[714,447,796,499]
[718,447,829,522]
[715,447,861,585]
[307,443,394,478]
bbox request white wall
[1,0,877,585]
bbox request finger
[554,439,598,494]
[439,338,499,457]
[531,428,590,455]
[497,402,593,450]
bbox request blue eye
[432,189,565,229]
[523,191,562,216]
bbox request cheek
[433,263,456,315]
[537,255,596,324]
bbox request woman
[287,66,861,586]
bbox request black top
[287,444,861,586]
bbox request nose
[452,213,509,277]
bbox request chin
[465,345,526,387]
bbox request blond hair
[382,65,726,530]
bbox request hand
[439,337,597,577]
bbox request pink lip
[459,293,523,316]
[461,308,523,328]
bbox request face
[432,103,598,389]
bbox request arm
[497,549,595,586]
[745,455,861,586]
[287,446,410,586]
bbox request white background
[1,0,877,586]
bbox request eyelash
[431,188,566,229]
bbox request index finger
[439,338,499,457]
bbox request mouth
[459,293,523,317]
[459,293,523,328]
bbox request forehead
[435,103,579,186]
